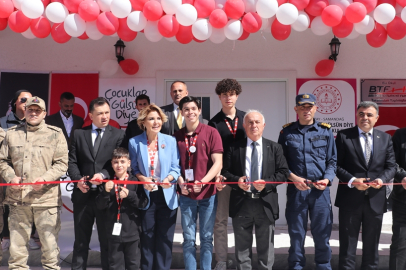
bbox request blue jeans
[180,195,218,270]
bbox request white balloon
[12,0,24,10]
[256,0,279,19]
[98,0,113,12]
[401,7,406,23]
[276,3,299,25]
[144,21,163,42]
[354,15,375,34]
[291,11,309,32]
[86,21,104,40]
[243,0,258,13]
[99,60,119,77]
[346,26,360,39]
[215,0,227,9]
[176,4,198,26]
[21,0,44,19]
[265,16,275,32]
[127,11,148,31]
[374,3,396,24]
[311,16,331,35]
[110,0,132,18]
[329,0,352,15]
[46,3,69,23]
[64,14,86,37]
[210,27,226,43]
[260,17,270,30]
[224,19,243,40]
[192,18,212,40]
[21,28,36,39]
[161,0,182,15]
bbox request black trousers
[108,240,141,270]
[71,198,109,270]
[338,196,383,270]
[389,201,406,270]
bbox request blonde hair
[137,104,168,130]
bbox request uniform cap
[26,96,46,111]
[296,93,316,106]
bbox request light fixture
[114,39,126,63]
[328,36,341,62]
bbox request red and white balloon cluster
[0,0,405,46]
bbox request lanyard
[185,133,198,169]
[114,174,128,223]
[147,138,158,177]
[225,117,238,138]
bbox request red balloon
[41,0,51,7]
[377,0,396,6]
[366,22,387,47]
[238,28,250,40]
[277,0,288,5]
[51,22,71,43]
[78,0,100,22]
[332,16,353,38]
[387,16,406,39]
[130,0,148,11]
[120,59,140,75]
[305,0,328,17]
[158,14,179,37]
[224,0,245,19]
[0,17,7,30]
[345,3,367,23]
[183,0,194,3]
[397,0,406,7]
[193,36,206,42]
[64,0,83,13]
[308,14,315,27]
[51,0,64,2]
[8,11,30,33]
[0,0,14,19]
[209,9,228,28]
[354,0,377,13]
[77,31,88,39]
[290,0,310,10]
[194,0,215,18]
[30,16,51,38]
[271,19,291,40]
[176,25,193,44]
[315,59,334,77]
[143,1,163,21]
[321,5,343,27]
[97,12,119,35]
[242,12,262,33]
[118,18,137,41]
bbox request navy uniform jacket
[277,120,337,191]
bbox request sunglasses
[20,97,27,103]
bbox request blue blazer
[128,132,180,210]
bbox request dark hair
[60,92,75,101]
[111,147,130,160]
[135,94,150,105]
[170,80,187,89]
[179,96,201,110]
[89,97,110,112]
[215,78,242,96]
[357,101,379,115]
[12,90,31,113]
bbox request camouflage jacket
[0,120,68,207]
[0,127,5,205]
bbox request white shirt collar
[173,103,179,111]
[358,127,373,136]
[247,137,263,147]
[92,123,106,132]
[59,110,72,120]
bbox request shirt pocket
[311,136,328,159]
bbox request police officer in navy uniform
[278,93,337,270]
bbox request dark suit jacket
[392,128,406,205]
[221,137,289,223]
[122,118,144,148]
[334,126,396,215]
[160,103,203,135]
[45,112,84,148]
[68,125,125,204]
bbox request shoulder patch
[282,122,293,129]
[318,122,331,129]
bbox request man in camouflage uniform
[0,127,5,264]
[0,97,68,270]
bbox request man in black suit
[122,94,150,147]
[221,110,289,270]
[335,101,396,270]
[68,97,125,270]
[45,92,84,148]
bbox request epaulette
[282,122,293,129]
[47,125,62,132]
[7,125,20,131]
[318,122,331,129]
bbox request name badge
[185,169,194,181]
[112,223,122,236]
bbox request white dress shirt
[60,110,74,137]
[245,137,263,182]
[91,124,105,145]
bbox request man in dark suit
[335,101,396,270]
[68,97,125,270]
[45,92,84,148]
[122,94,150,148]
[221,110,289,270]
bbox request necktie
[94,129,102,156]
[362,132,371,164]
[251,141,259,193]
[176,107,182,129]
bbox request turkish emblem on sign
[313,84,342,114]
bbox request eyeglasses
[20,97,27,103]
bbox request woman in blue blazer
[128,104,180,270]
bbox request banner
[0,72,50,116]
[297,79,357,136]
[99,78,156,128]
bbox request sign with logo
[297,79,357,136]
[361,79,406,105]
